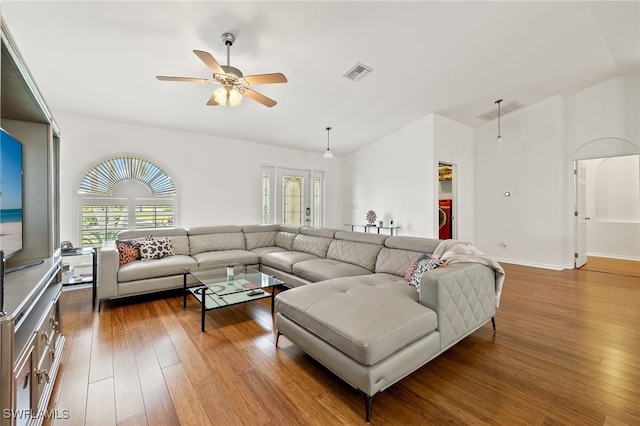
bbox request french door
[261,166,324,227]
[278,168,311,226]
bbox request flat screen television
[0,128,24,259]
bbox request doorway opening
[573,154,640,268]
[438,162,456,240]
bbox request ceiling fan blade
[193,50,225,75]
[244,73,288,85]
[243,88,277,107]
[156,76,213,83]
[206,93,220,106]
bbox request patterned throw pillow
[404,254,430,281]
[139,237,174,261]
[409,256,443,294]
[116,236,152,266]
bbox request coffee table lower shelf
[183,266,282,332]
[189,285,273,331]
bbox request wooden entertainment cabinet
[1,18,64,425]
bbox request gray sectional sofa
[97,224,502,423]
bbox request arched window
[78,156,177,247]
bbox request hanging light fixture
[323,127,334,159]
[495,99,503,148]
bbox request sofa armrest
[97,240,119,301]
[419,262,496,350]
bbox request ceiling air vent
[343,62,373,81]
[477,100,524,121]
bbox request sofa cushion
[327,233,385,272]
[192,250,259,268]
[260,251,319,273]
[298,226,338,238]
[275,274,436,365]
[188,226,246,255]
[244,231,277,251]
[292,234,332,258]
[376,247,425,277]
[292,259,372,282]
[250,246,288,257]
[242,224,280,250]
[384,236,441,253]
[118,254,197,283]
[168,235,191,256]
[275,232,298,250]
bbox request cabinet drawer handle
[49,316,59,330]
[41,331,54,345]
[23,372,30,389]
[35,368,50,385]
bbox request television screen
[0,128,24,259]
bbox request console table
[345,224,401,236]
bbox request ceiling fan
[156,32,287,108]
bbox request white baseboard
[587,252,640,261]
[493,257,566,271]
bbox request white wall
[344,113,475,240]
[57,112,344,243]
[565,74,640,263]
[344,116,435,237]
[565,74,640,151]
[583,156,640,260]
[472,74,639,269]
[57,73,639,268]
[475,96,566,269]
[433,114,476,242]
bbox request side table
[345,224,401,236]
[61,247,97,308]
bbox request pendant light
[495,99,503,148]
[323,127,334,159]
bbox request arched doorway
[572,138,639,267]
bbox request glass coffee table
[183,265,284,331]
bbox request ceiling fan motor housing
[222,32,235,46]
[221,65,243,78]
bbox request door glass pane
[262,172,272,224]
[313,174,323,227]
[282,175,303,225]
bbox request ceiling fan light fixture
[213,86,243,107]
[228,87,242,107]
[214,87,228,105]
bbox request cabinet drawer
[35,304,60,366]
[13,340,35,426]
[33,345,55,401]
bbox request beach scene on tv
[0,129,23,258]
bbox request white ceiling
[2,1,639,156]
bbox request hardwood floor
[581,256,640,278]
[45,262,639,425]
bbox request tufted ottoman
[275,273,441,422]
